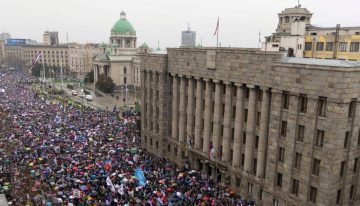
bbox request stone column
[171,75,179,140]
[186,77,194,144]
[244,85,256,172]
[212,80,222,159]
[256,87,271,178]
[203,79,212,154]
[146,72,152,134]
[140,70,146,147]
[152,73,157,133]
[222,82,233,162]
[232,84,244,167]
[178,76,187,144]
[194,77,203,150]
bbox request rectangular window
[235,177,241,187]
[232,106,236,119]
[312,158,321,176]
[258,90,263,102]
[310,186,317,203]
[276,173,283,187]
[294,152,302,169]
[245,87,250,98]
[242,132,246,144]
[299,94,307,113]
[244,109,248,122]
[305,42,312,51]
[256,112,261,126]
[241,153,245,166]
[340,161,346,176]
[318,97,327,117]
[278,147,285,163]
[282,92,289,109]
[316,42,324,51]
[350,185,355,200]
[350,42,360,52]
[281,121,287,137]
[297,125,305,142]
[292,179,299,196]
[349,100,356,118]
[339,42,348,52]
[326,42,334,51]
[354,158,358,173]
[315,130,324,147]
[344,132,350,148]
[255,136,259,149]
[336,189,342,204]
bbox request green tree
[95,74,115,93]
[84,70,94,83]
[31,63,52,78]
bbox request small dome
[139,42,149,49]
[100,42,107,48]
[105,47,112,55]
[111,42,118,48]
[111,11,136,35]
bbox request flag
[106,176,116,192]
[209,143,216,160]
[54,115,61,124]
[187,135,193,148]
[113,105,116,112]
[31,53,42,68]
[214,17,219,36]
[134,167,146,186]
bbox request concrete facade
[69,43,100,79]
[141,47,360,206]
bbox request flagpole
[42,52,46,93]
[217,17,219,48]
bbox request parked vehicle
[85,94,93,101]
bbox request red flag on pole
[214,17,219,36]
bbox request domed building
[93,11,143,93]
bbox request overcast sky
[1,0,359,48]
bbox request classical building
[93,11,142,90]
[141,47,360,206]
[68,43,100,79]
[262,5,360,61]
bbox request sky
[1,0,359,49]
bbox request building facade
[69,43,100,79]
[0,40,5,65]
[181,25,196,47]
[141,47,360,206]
[93,11,142,90]
[23,45,69,72]
[43,31,59,46]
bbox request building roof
[139,42,149,49]
[282,57,360,67]
[111,11,136,35]
[279,6,312,16]
[94,54,109,61]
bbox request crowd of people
[0,70,255,205]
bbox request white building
[69,43,100,79]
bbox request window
[276,173,283,187]
[256,112,261,126]
[273,199,279,206]
[340,161,346,176]
[339,42,348,52]
[124,77,127,84]
[281,121,287,137]
[245,87,250,98]
[232,106,236,119]
[326,42,334,51]
[241,153,245,166]
[299,94,307,113]
[235,177,241,187]
[312,158,320,176]
[244,109,248,122]
[285,16,290,23]
[318,97,327,117]
[255,136,259,149]
[242,132,246,144]
[358,130,360,145]
[123,67,127,74]
[278,147,285,163]
[316,42,324,51]
[350,185,355,200]
[315,130,324,147]
[336,189,342,204]
[309,186,317,203]
[297,125,305,142]
[248,183,253,194]
[291,179,299,196]
[294,152,302,169]
[305,42,312,51]
[354,158,358,173]
[349,100,356,118]
[282,92,289,109]
[350,42,360,52]
[258,91,263,102]
[344,132,350,148]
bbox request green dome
[111,43,118,48]
[111,11,136,35]
[105,48,112,55]
[100,42,107,48]
[139,42,149,49]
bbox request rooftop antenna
[297,0,301,7]
[187,21,190,31]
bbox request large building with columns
[93,11,141,90]
[140,47,360,206]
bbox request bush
[95,74,115,93]
[67,84,74,89]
